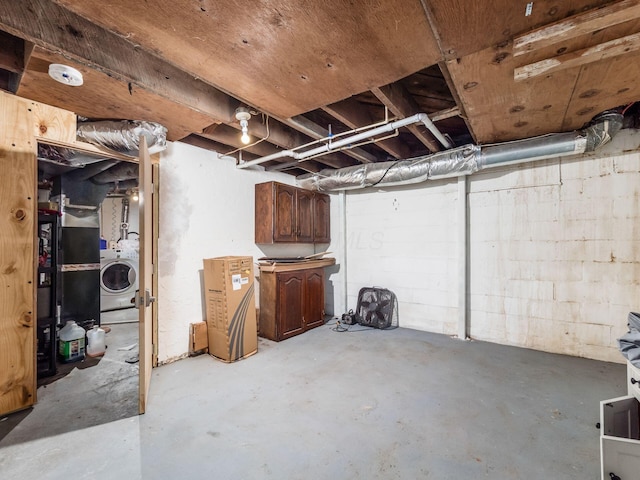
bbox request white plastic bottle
[86,326,106,357]
[58,320,86,363]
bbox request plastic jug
[58,320,86,363]
[86,326,107,357]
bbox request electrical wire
[621,102,636,116]
[368,160,401,187]
[327,319,377,333]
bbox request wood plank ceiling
[0,0,638,176]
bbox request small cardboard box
[190,321,208,354]
[203,256,257,362]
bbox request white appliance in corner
[100,249,139,313]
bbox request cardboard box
[190,321,208,354]
[203,256,257,362]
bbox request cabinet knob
[609,473,621,480]
[631,377,638,385]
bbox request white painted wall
[157,142,319,363]
[339,129,640,363]
[344,181,460,334]
[469,131,640,362]
[156,130,639,365]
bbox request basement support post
[341,191,349,315]
[457,175,469,340]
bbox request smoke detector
[48,64,84,86]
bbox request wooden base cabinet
[259,267,325,341]
[599,361,640,479]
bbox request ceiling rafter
[201,123,338,171]
[282,115,379,164]
[513,0,640,57]
[371,83,442,152]
[0,0,238,122]
[322,98,411,159]
[515,31,640,81]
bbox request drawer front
[601,436,640,480]
[627,362,640,402]
[601,395,640,480]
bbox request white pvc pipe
[237,112,450,169]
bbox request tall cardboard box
[203,256,257,362]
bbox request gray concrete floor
[0,323,626,479]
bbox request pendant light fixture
[235,107,251,145]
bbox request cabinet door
[304,268,325,330]
[313,193,330,243]
[274,183,297,242]
[277,272,305,339]
[601,396,640,479]
[296,189,314,243]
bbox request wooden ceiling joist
[0,0,239,123]
[513,0,640,57]
[515,31,640,81]
[283,115,378,164]
[371,83,441,152]
[322,98,411,159]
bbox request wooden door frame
[0,91,159,415]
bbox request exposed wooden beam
[430,106,461,122]
[283,115,378,164]
[203,120,351,170]
[438,61,475,143]
[181,134,242,157]
[0,32,33,94]
[201,124,284,158]
[371,83,441,152]
[185,134,322,174]
[514,32,640,81]
[513,0,640,57]
[221,115,309,151]
[322,98,411,159]
[0,31,25,74]
[0,0,239,122]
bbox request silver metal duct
[77,120,168,155]
[297,112,624,192]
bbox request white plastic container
[86,326,106,357]
[58,320,85,363]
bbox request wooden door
[274,183,296,242]
[138,137,155,414]
[313,193,331,243]
[296,189,314,243]
[303,268,325,330]
[0,96,36,415]
[277,271,304,340]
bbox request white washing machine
[100,249,139,312]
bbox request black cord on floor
[328,320,375,333]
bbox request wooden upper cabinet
[274,183,296,242]
[313,193,330,244]
[296,188,314,243]
[255,181,330,244]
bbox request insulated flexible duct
[297,112,623,192]
[77,120,168,155]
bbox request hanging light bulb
[235,107,252,145]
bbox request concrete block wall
[344,181,460,335]
[341,129,640,363]
[156,130,639,364]
[469,139,640,362]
